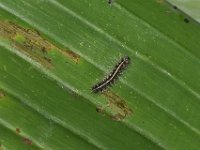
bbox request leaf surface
[0,0,200,150]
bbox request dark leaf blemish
[111,113,125,121]
[184,18,189,23]
[102,91,133,121]
[173,6,178,9]
[16,128,21,134]
[22,137,32,145]
[108,0,112,4]
[0,21,80,67]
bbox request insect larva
[92,56,130,93]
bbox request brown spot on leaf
[96,106,106,116]
[156,0,164,4]
[57,49,80,64]
[111,113,125,121]
[43,56,52,63]
[96,106,103,113]
[0,90,6,98]
[0,21,80,68]
[16,128,21,134]
[102,90,133,121]
[41,46,47,53]
[22,137,32,145]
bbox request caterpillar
[92,56,130,93]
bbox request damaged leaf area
[98,90,133,121]
[0,21,80,68]
[22,137,33,145]
[0,143,3,150]
[15,128,33,145]
[0,89,6,98]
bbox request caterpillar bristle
[91,56,130,93]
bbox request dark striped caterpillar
[92,56,130,93]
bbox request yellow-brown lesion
[0,89,6,98]
[0,21,80,68]
[98,90,133,121]
[156,0,164,4]
[56,48,80,64]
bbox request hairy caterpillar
[92,56,130,93]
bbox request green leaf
[0,0,200,149]
[167,0,200,23]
